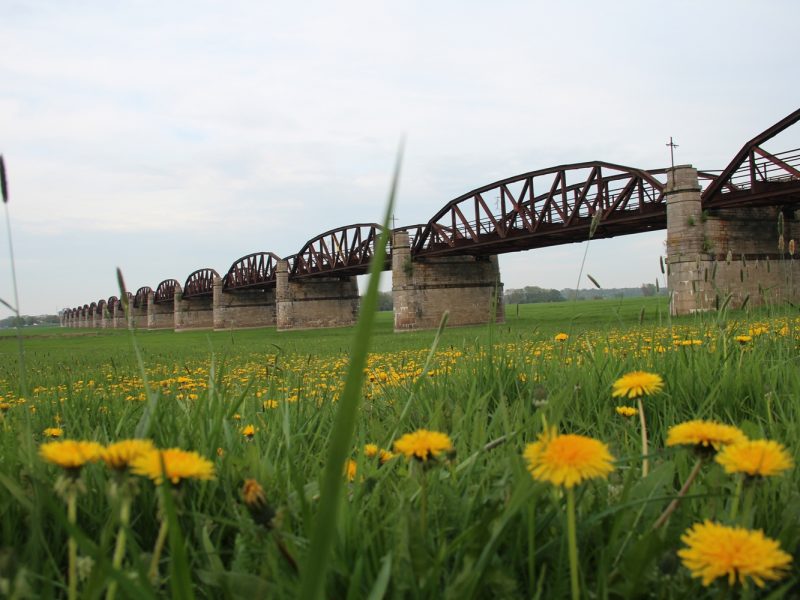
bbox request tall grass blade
[299,141,402,600]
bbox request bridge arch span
[223,252,280,290]
[183,268,219,299]
[154,279,181,304]
[413,161,667,257]
[291,223,388,278]
[133,287,152,308]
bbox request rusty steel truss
[223,252,281,290]
[703,108,800,208]
[133,286,152,308]
[154,279,181,304]
[412,161,668,257]
[289,223,389,278]
[183,268,218,299]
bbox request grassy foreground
[0,297,799,598]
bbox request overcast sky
[1,0,799,316]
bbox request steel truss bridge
[65,108,800,318]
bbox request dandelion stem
[106,493,132,600]
[149,519,169,585]
[637,398,649,478]
[67,489,78,600]
[566,487,580,600]
[729,475,744,522]
[740,482,756,528]
[652,458,703,530]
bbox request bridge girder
[154,279,181,304]
[290,223,388,278]
[412,161,668,257]
[223,252,280,291]
[183,268,219,299]
[133,286,152,308]
[703,108,800,209]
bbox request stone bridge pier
[391,231,504,331]
[175,287,216,331]
[147,291,176,330]
[666,165,800,314]
[213,282,276,330]
[275,259,359,331]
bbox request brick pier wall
[392,231,504,331]
[666,165,800,314]
[175,290,215,330]
[213,283,276,330]
[147,291,175,330]
[275,259,359,331]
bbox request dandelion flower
[242,478,268,508]
[131,448,215,485]
[523,428,615,488]
[241,425,256,439]
[611,371,664,399]
[345,459,357,482]
[554,333,569,342]
[715,440,793,478]
[379,449,395,464]
[364,444,379,458]
[102,439,155,471]
[678,520,792,587]
[394,429,454,462]
[735,335,752,344]
[667,420,747,452]
[43,427,63,438]
[615,406,638,417]
[40,440,104,471]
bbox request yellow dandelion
[43,427,64,438]
[523,428,615,488]
[364,443,379,458]
[735,335,752,344]
[379,449,395,464]
[102,439,155,471]
[0,402,12,412]
[345,459,357,482]
[678,520,792,587]
[242,478,267,508]
[715,439,793,478]
[40,440,104,471]
[394,429,454,462]
[615,406,638,418]
[611,371,664,399]
[216,447,225,457]
[666,420,747,452]
[241,424,256,439]
[554,333,569,342]
[130,448,215,485]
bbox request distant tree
[641,283,657,297]
[376,291,393,311]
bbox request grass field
[1,296,798,598]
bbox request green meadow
[0,296,798,598]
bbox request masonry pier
[275,259,359,331]
[213,283,276,330]
[391,231,504,331]
[666,165,800,314]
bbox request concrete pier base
[147,291,175,330]
[275,259,359,331]
[175,289,215,331]
[391,231,504,331]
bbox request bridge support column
[667,165,800,314]
[666,165,715,314]
[130,304,147,329]
[213,285,276,330]
[275,259,359,331]
[147,292,175,330]
[392,231,504,331]
[175,280,218,331]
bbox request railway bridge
[61,108,800,331]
